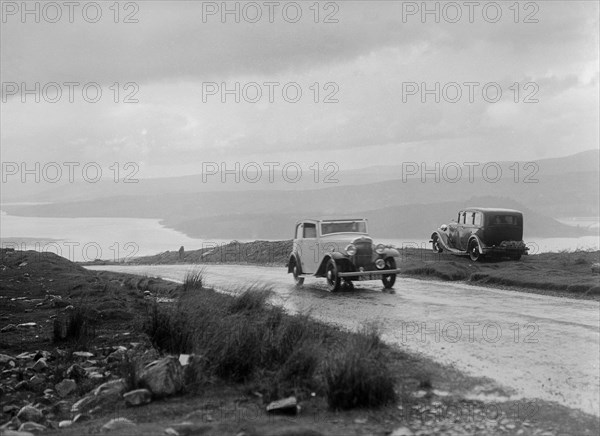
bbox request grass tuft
[53,305,96,349]
[182,269,205,294]
[325,325,397,410]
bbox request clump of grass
[53,306,96,349]
[182,269,205,294]
[144,302,194,354]
[325,325,397,410]
[277,341,322,386]
[228,286,272,313]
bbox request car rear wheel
[326,259,341,292]
[432,235,443,253]
[468,241,482,262]
[291,259,304,287]
[381,258,397,289]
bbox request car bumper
[481,246,528,255]
[338,268,402,278]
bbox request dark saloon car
[430,208,529,261]
[288,219,401,292]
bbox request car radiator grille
[354,242,373,268]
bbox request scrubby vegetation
[400,248,600,297]
[144,270,398,407]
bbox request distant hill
[3,149,598,204]
[162,196,593,240]
[2,150,598,240]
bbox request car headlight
[375,258,386,269]
[440,224,448,231]
[375,244,386,254]
[345,244,357,256]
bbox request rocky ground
[2,248,599,436]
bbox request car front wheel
[468,241,482,262]
[326,259,341,292]
[432,235,443,253]
[381,258,397,289]
[291,259,304,287]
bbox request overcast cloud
[1,1,598,177]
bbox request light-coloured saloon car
[287,219,402,292]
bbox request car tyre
[326,259,341,292]
[468,241,482,262]
[432,235,443,253]
[381,258,397,289]
[291,258,304,287]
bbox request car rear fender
[468,235,484,253]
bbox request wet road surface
[87,264,600,416]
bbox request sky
[1,0,599,178]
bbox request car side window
[473,213,482,226]
[461,212,467,224]
[304,223,317,238]
[295,224,303,239]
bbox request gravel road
[87,264,600,417]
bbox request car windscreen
[488,215,521,225]
[321,221,367,235]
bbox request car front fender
[382,247,400,258]
[432,231,453,251]
[287,253,302,273]
[315,252,347,277]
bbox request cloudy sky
[1,1,598,178]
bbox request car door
[456,211,470,251]
[447,211,461,248]
[458,211,477,250]
[298,222,319,274]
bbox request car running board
[338,268,402,277]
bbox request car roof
[295,218,368,224]
[462,207,523,214]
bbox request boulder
[55,379,77,397]
[72,351,94,359]
[18,422,47,432]
[71,396,97,414]
[31,358,47,372]
[123,389,152,406]
[58,420,73,428]
[1,430,36,436]
[28,375,44,387]
[591,263,600,274]
[65,364,86,381]
[166,422,212,435]
[0,353,16,365]
[101,417,136,432]
[266,397,298,415]
[93,378,128,398]
[138,356,183,398]
[16,406,43,423]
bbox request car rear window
[490,215,519,225]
